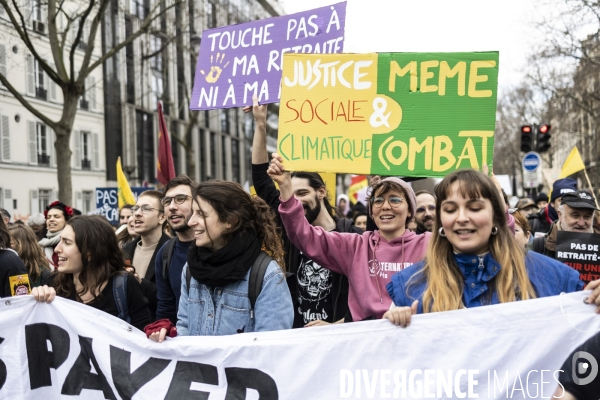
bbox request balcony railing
[82,159,91,170]
[36,86,47,100]
[38,154,50,166]
[32,20,45,34]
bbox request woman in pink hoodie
[268,154,431,321]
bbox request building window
[129,0,149,18]
[82,190,93,214]
[199,129,207,182]
[39,189,51,211]
[125,17,135,104]
[32,0,45,34]
[136,110,154,183]
[150,35,168,112]
[36,123,50,166]
[81,131,91,170]
[231,138,240,183]
[221,136,227,180]
[220,109,229,133]
[34,59,47,100]
[210,132,217,179]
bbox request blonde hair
[413,170,536,313]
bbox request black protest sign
[556,231,600,284]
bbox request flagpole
[583,168,600,209]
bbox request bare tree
[528,0,600,121]
[0,0,181,203]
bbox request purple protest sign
[190,2,346,111]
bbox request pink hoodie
[279,196,431,321]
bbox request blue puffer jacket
[387,251,583,313]
[177,260,293,336]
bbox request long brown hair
[53,216,127,301]
[194,181,286,271]
[414,169,536,313]
[8,224,51,283]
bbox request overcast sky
[279,0,542,93]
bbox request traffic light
[520,125,533,152]
[536,124,551,153]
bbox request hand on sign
[267,153,293,201]
[382,300,418,328]
[31,285,56,303]
[584,280,600,313]
[242,95,267,127]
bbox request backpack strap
[248,251,272,319]
[161,237,177,280]
[532,236,546,254]
[113,273,131,324]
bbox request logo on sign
[523,152,540,172]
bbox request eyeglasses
[131,205,164,215]
[371,196,405,208]
[415,205,436,213]
[161,194,191,206]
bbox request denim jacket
[387,251,583,313]
[177,260,293,336]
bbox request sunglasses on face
[161,194,191,207]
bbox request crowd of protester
[0,100,599,398]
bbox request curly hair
[193,181,285,271]
[52,216,128,301]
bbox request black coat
[123,233,171,321]
[527,208,553,236]
[252,163,361,326]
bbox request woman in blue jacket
[148,180,293,341]
[384,169,594,326]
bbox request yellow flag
[117,157,136,208]
[558,147,586,179]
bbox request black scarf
[187,231,262,288]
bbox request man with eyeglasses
[413,190,436,234]
[154,175,197,325]
[123,190,169,321]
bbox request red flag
[156,101,176,185]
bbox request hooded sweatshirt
[279,196,431,320]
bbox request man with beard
[531,190,600,259]
[246,96,362,328]
[153,176,198,325]
[413,190,436,234]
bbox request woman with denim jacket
[147,180,293,341]
[384,169,600,327]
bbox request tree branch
[85,0,184,73]
[0,72,56,127]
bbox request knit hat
[535,192,548,205]
[550,178,577,203]
[367,177,416,221]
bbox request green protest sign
[278,52,499,177]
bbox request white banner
[0,292,598,399]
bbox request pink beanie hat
[367,177,417,220]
